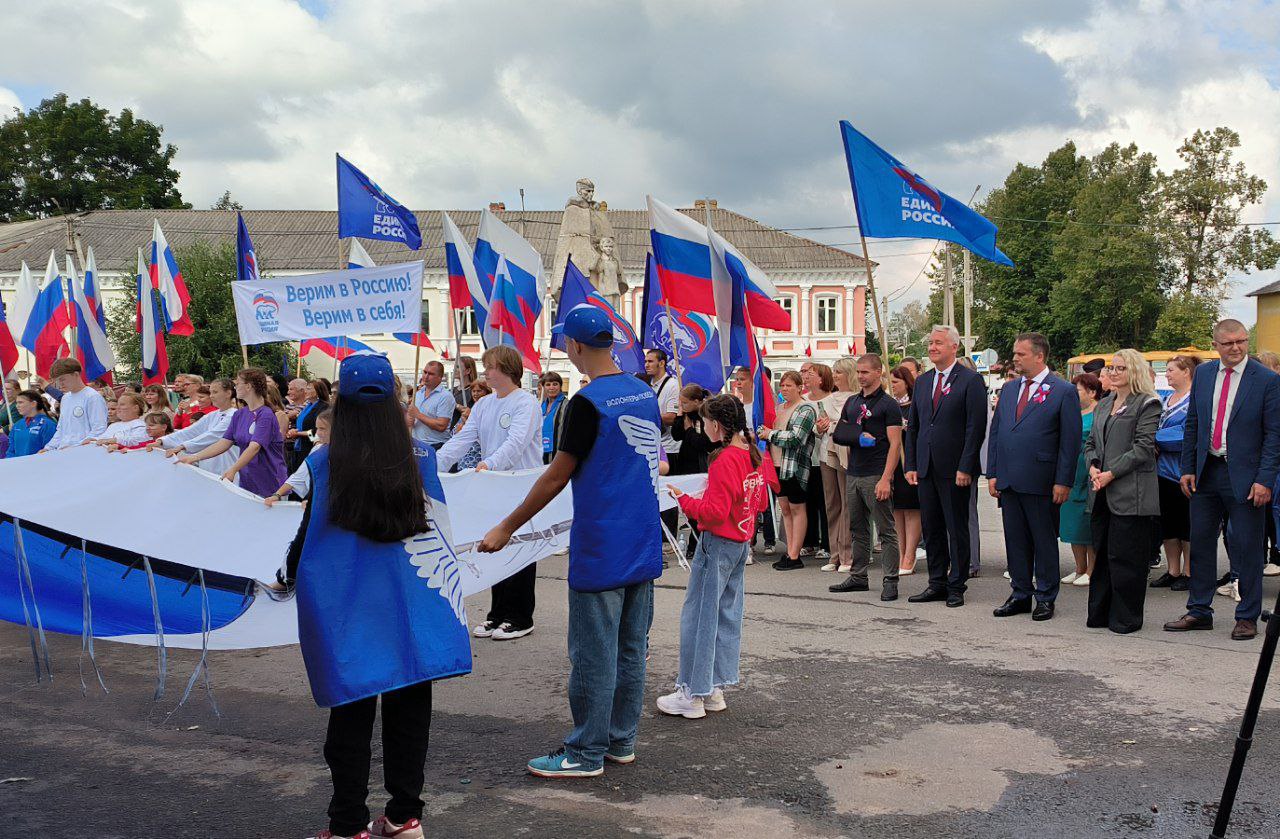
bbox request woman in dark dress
[889,365,922,575]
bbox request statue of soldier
[551,178,615,299]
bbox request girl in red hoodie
[657,394,775,719]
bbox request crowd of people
[6,317,1280,838]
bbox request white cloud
[1,0,1278,329]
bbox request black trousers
[325,680,432,837]
[804,471,829,551]
[918,468,972,593]
[486,562,537,629]
[1088,491,1152,634]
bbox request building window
[420,307,430,336]
[776,295,796,331]
[816,295,839,334]
[458,307,479,335]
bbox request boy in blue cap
[479,303,663,778]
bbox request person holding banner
[40,358,107,451]
[289,352,468,839]
[151,378,241,479]
[478,304,662,778]
[436,345,542,641]
[177,368,287,497]
[4,389,56,458]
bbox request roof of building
[1247,278,1280,297]
[0,207,872,275]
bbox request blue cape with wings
[296,443,472,707]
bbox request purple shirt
[222,405,287,497]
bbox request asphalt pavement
[2,495,1278,838]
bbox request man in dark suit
[904,325,988,607]
[987,333,1081,621]
[1164,319,1280,641]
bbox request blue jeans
[677,532,748,697]
[564,581,653,769]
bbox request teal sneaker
[526,747,604,778]
[604,746,635,765]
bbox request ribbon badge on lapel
[1031,382,1050,405]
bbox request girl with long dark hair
[659,394,775,719]
[289,353,471,839]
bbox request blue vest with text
[570,374,663,592]
[296,444,472,708]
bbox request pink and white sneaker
[369,816,424,838]
[309,830,371,839]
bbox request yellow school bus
[1066,347,1220,379]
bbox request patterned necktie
[932,371,944,410]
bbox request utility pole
[63,216,78,356]
[943,246,955,328]
[962,249,974,357]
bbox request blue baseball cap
[551,304,613,348]
[338,352,397,403]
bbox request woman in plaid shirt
[760,371,818,571]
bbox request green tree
[1157,127,1280,295]
[211,190,243,211]
[1149,290,1217,349]
[0,94,187,222]
[106,238,302,381]
[886,298,931,358]
[1047,143,1166,354]
[970,142,1091,360]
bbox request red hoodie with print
[677,445,774,542]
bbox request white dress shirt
[1209,356,1247,456]
[931,362,957,401]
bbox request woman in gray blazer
[1085,348,1162,633]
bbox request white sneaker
[703,687,727,712]
[1231,580,1241,602]
[745,555,754,565]
[820,563,838,572]
[915,547,927,561]
[1264,564,1280,577]
[1216,582,1235,597]
[473,621,498,638]
[1072,573,1090,587]
[1003,571,1011,580]
[838,564,852,573]
[1061,572,1080,584]
[491,623,534,641]
[656,687,706,719]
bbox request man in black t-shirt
[831,354,904,600]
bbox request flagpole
[663,300,684,391]
[335,237,349,379]
[295,343,302,378]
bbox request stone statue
[551,177,615,299]
[590,236,627,310]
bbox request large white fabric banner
[0,446,706,649]
[230,261,424,345]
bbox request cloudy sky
[2,0,1278,325]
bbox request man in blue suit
[1164,319,1280,641]
[904,325,988,608]
[987,333,1082,622]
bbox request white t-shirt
[653,374,681,454]
[161,407,239,478]
[435,388,541,472]
[102,418,149,447]
[44,387,109,450]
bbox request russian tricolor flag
[301,336,375,360]
[70,249,115,384]
[150,220,193,336]
[20,252,72,378]
[393,332,434,349]
[474,208,544,374]
[708,222,774,429]
[0,301,18,378]
[442,211,479,312]
[138,247,169,386]
[647,195,791,332]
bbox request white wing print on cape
[618,414,662,493]
[402,522,468,626]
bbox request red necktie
[1015,378,1031,420]
[932,371,944,409]
[1212,367,1233,451]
